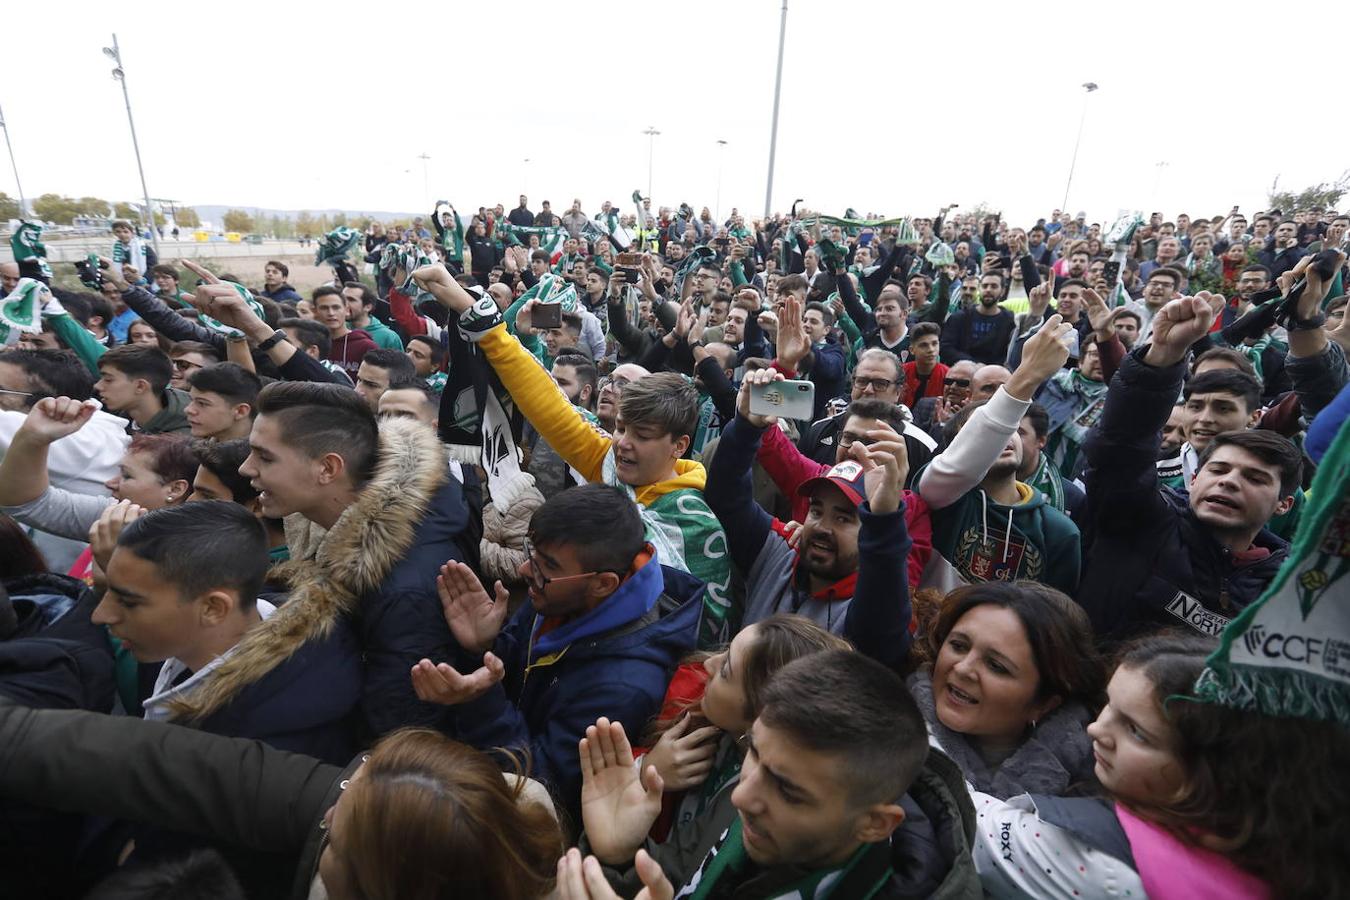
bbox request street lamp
[715,139,728,224]
[0,103,27,219]
[103,35,159,257]
[642,127,661,200]
[417,153,431,209]
[1061,81,1098,213]
[764,0,789,219]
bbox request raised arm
[919,318,1072,509]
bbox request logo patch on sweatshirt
[1165,591,1232,637]
[956,526,1043,583]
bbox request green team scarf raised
[0,278,53,347]
[795,213,918,245]
[11,221,45,262]
[1195,415,1350,727]
[198,283,266,338]
[315,226,361,267]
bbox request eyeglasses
[838,431,876,449]
[943,377,972,388]
[851,376,895,392]
[521,539,603,592]
[0,388,35,398]
[598,375,632,394]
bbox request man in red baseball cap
[702,369,915,670]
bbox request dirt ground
[193,254,343,295]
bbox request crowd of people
[0,193,1346,900]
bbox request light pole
[1060,81,1098,213]
[0,103,27,219]
[715,139,728,224]
[103,35,159,257]
[764,0,789,220]
[642,127,660,200]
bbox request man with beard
[913,316,1081,595]
[939,271,1015,364]
[1077,297,1301,641]
[911,358,977,447]
[525,352,602,501]
[704,368,914,638]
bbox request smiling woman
[907,580,1105,799]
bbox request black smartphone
[531,302,563,329]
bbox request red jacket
[327,328,378,376]
[903,361,947,408]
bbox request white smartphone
[749,379,816,420]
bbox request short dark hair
[530,250,549,264]
[1059,277,1089,292]
[343,281,376,308]
[84,847,246,900]
[86,292,115,326]
[169,341,223,363]
[552,352,597,408]
[149,264,179,283]
[1239,264,1271,280]
[844,397,908,433]
[127,434,199,486]
[265,260,289,278]
[98,344,173,396]
[312,285,343,303]
[528,484,645,574]
[775,273,808,296]
[361,348,417,383]
[1111,308,1142,329]
[910,321,940,342]
[804,301,835,327]
[907,273,933,291]
[279,318,331,357]
[617,371,699,439]
[1149,266,1184,288]
[1183,369,1262,413]
[255,381,379,485]
[186,363,261,409]
[190,438,257,504]
[0,348,95,403]
[758,650,929,807]
[1023,402,1050,440]
[1191,347,1257,377]
[1199,430,1303,497]
[407,334,445,365]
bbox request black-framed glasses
[943,377,972,388]
[851,376,895,392]
[838,431,876,449]
[521,539,603,592]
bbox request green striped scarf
[1195,413,1350,727]
[199,283,266,338]
[10,222,45,262]
[1025,451,1067,511]
[0,278,49,347]
[434,202,465,260]
[314,226,361,267]
[795,213,918,245]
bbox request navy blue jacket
[359,479,475,738]
[803,338,848,419]
[1078,349,1288,641]
[455,551,701,821]
[198,618,362,766]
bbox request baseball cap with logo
[797,459,867,509]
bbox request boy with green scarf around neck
[569,651,977,900]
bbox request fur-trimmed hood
[169,416,449,722]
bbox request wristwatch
[256,329,288,351]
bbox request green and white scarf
[11,221,45,262]
[1025,450,1067,512]
[1237,334,1271,381]
[795,213,918,246]
[1195,415,1350,727]
[1044,371,1109,480]
[0,278,54,347]
[112,233,148,273]
[198,283,266,338]
[314,226,361,267]
[675,817,892,900]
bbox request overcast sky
[7,0,1349,226]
